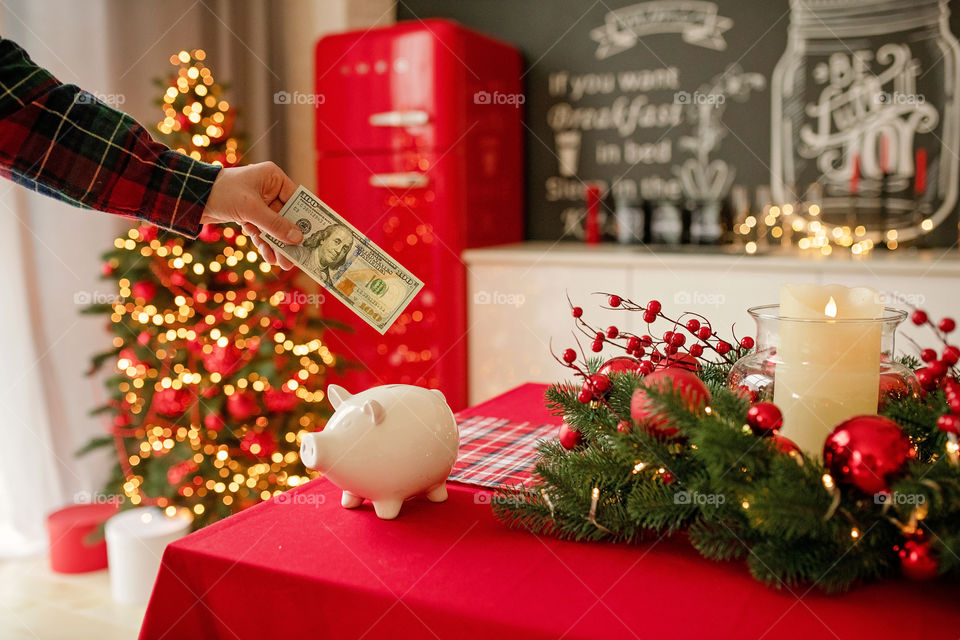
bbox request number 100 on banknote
[262,186,424,334]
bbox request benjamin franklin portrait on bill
[288,222,355,285]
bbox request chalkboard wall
[398,0,960,248]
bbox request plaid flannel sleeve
[0,37,221,237]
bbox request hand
[201,162,304,269]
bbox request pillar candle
[105,507,191,604]
[774,284,883,456]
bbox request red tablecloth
[140,384,960,640]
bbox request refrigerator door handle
[368,172,430,189]
[368,110,430,127]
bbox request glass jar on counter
[771,0,960,244]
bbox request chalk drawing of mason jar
[771,0,960,243]
[555,130,582,177]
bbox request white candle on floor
[774,284,883,457]
[105,506,191,604]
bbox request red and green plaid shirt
[0,38,220,237]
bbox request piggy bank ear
[327,384,351,410]
[362,399,386,425]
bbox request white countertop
[463,242,960,276]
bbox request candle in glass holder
[774,284,883,456]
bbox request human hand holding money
[262,186,424,334]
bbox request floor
[0,555,145,639]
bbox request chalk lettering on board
[591,1,733,59]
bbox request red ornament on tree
[598,356,641,375]
[203,413,225,432]
[240,430,277,459]
[198,224,221,243]
[746,402,783,436]
[201,343,244,376]
[822,415,915,495]
[772,434,801,455]
[264,387,298,413]
[137,224,158,243]
[153,388,192,417]
[631,368,709,438]
[558,422,583,450]
[226,391,260,422]
[897,535,939,581]
[654,352,699,372]
[131,281,157,302]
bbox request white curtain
[0,0,392,557]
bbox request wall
[399,0,960,248]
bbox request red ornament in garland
[131,281,157,302]
[558,422,583,450]
[167,460,198,485]
[153,388,192,417]
[198,224,221,243]
[631,368,709,438]
[746,402,783,436]
[771,434,801,455]
[226,391,260,422]
[264,387,298,413]
[822,415,915,495]
[897,535,939,581]
[598,356,640,375]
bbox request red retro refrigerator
[313,20,524,410]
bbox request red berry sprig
[907,306,960,446]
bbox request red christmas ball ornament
[911,309,928,326]
[113,413,131,429]
[264,387,298,413]
[655,352,699,373]
[240,430,277,459]
[631,368,709,438]
[616,420,631,433]
[897,536,939,581]
[599,356,641,375]
[661,470,675,484]
[153,388,192,417]
[169,272,187,287]
[558,422,583,450]
[771,434,801,455]
[100,261,114,276]
[198,224,221,243]
[746,402,783,436]
[203,413,225,431]
[136,331,152,346]
[226,391,260,422]
[201,343,244,376]
[131,281,157,302]
[202,384,220,399]
[822,416,915,495]
[137,224,158,243]
[167,460,198,485]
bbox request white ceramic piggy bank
[299,384,459,520]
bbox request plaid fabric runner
[448,415,556,489]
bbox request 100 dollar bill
[262,186,423,334]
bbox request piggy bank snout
[299,434,323,469]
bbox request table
[139,384,960,640]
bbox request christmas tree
[81,49,342,528]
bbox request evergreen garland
[494,295,960,593]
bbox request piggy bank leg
[372,499,403,520]
[425,482,448,503]
[341,491,364,509]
